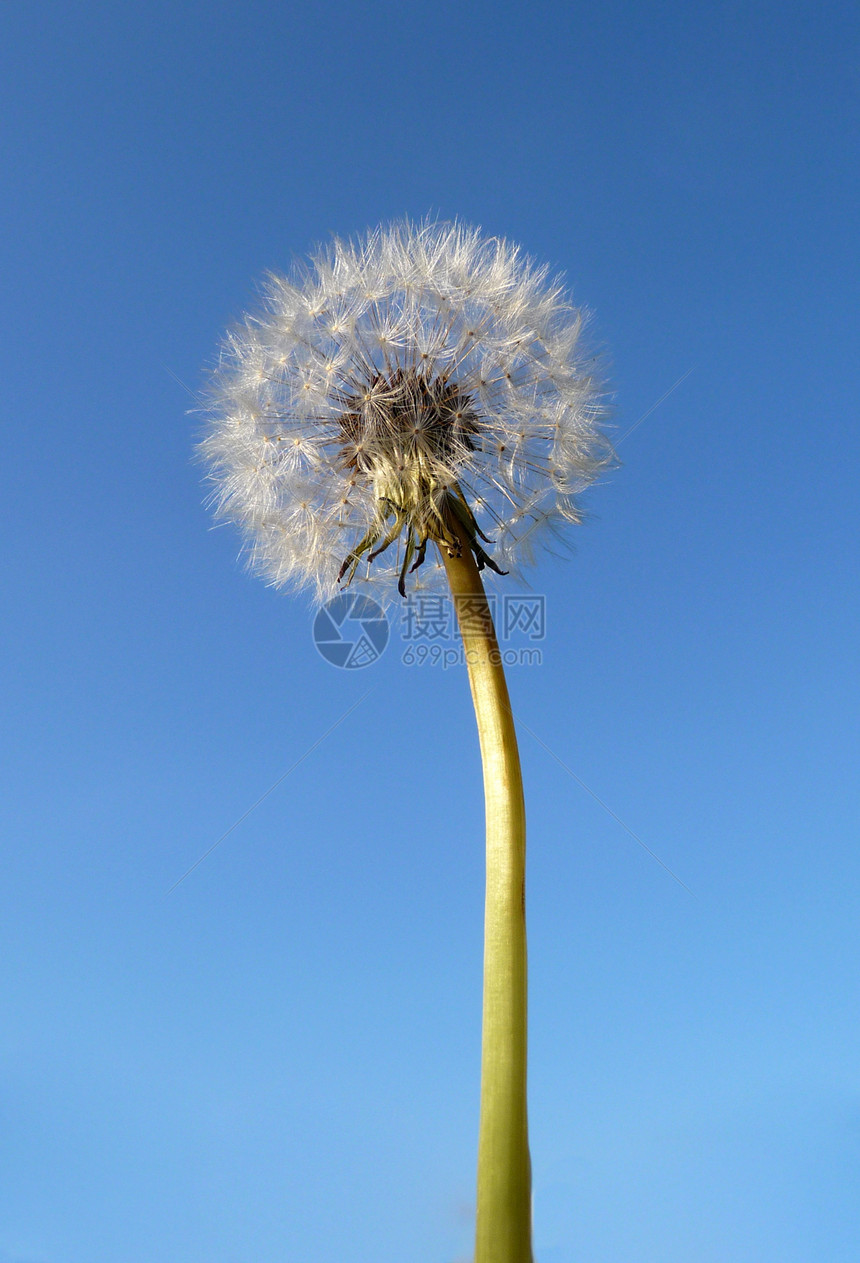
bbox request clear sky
[2,2,858,1261]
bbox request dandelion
[200,219,612,1263]
[201,220,610,603]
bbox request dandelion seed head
[200,219,614,604]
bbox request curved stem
[441,543,533,1263]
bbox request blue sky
[2,1,858,1260]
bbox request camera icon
[312,593,389,669]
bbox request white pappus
[200,219,613,604]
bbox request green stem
[441,543,533,1263]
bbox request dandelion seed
[200,219,612,604]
